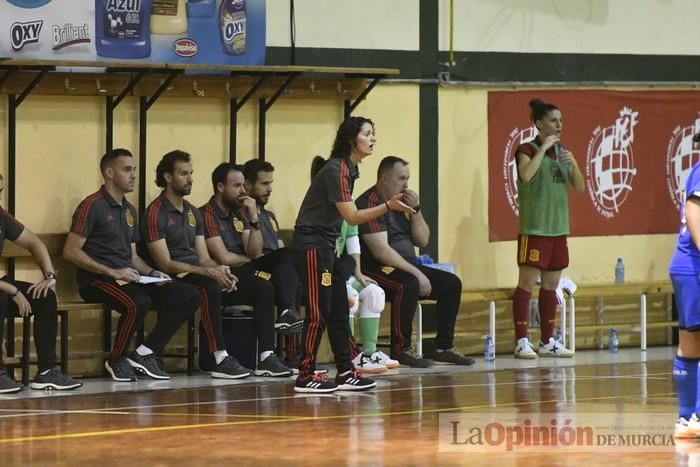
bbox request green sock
[359,317,380,354]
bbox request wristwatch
[249,220,260,230]
[44,272,57,280]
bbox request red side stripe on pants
[301,250,319,375]
[193,285,217,352]
[93,280,138,359]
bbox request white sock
[260,350,273,362]
[214,350,229,365]
[136,345,153,356]
[280,309,289,317]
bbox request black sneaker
[285,355,301,375]
[275,309,304,335]
[211,355,252,379]
[254,354,293,377]
[294,373,338,393]
[392,347,431,368]
[0,369,22,394]
[433,348,475,366]
[335,370,376,391]
[30,368,83,391]
[126,352,171,380]
[105,357,137,382]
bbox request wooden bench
[3,233,196,384]
[409,282,675,356]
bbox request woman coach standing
[291,116,413,393]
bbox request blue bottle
[614,257,625,284]
[609,329,619,353]
[220,0,246,55]
[555,328,562,343]
[484,336,495,362]
[188,0,216,17]
[184,0,217,64]
[7,0,52,7]
[96,0,152,58]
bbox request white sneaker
[351,353,388,375]
[538,337,575,358]
[514,337,537,359]
[676,416,696,439]
[370,351,400,369]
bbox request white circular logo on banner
[502,126,538,215]
[585,107,639,218]
[666,120,700,210]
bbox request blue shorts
[671,274,700,331]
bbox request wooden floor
[0,350,687,466]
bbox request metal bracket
[258,73,299,160]
[344,75,384,118]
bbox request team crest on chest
[233,219,245,233]
[187,209,196,227]
[125,210,134,227]
[271,218,279,232]
[321,271,332,287]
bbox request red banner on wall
[488,90,700,241]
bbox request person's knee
[445,273,462,294]
[679,331,700,358]
[33,289,58,312]
[358,283,384,318]
[132,294,152,314]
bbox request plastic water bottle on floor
[609,328,619,353]
[614,258,625,284]
[484,336,495,362]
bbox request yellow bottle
[151,0,188,35]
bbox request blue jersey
[670,162,700,275]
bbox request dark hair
[155,150,191,188]
[529,98,559,123]
[100,148,133,174]
[242,159,274,183]
[377,156,408,179]
[329,116,374,159]
[310,155,328,182]
[211,162,244,193]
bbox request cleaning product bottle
[220,0,246,55]
[151,0,188,35]
[95,0,152,59]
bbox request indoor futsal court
[0,347,686,465]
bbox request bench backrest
[3,233,67,258]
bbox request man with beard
[64,148,201,382]
[141,150,252,379]
[200,162,292,377]
[242,159,303,333]
[242,159,304,369]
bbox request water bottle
[609,329,619,353]
[484,336,495,362]
[614,258,625,284]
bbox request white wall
[439,0,700,55]
[266,0,420,50]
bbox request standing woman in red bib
[291,116,413,393]
[511,99,584,359]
